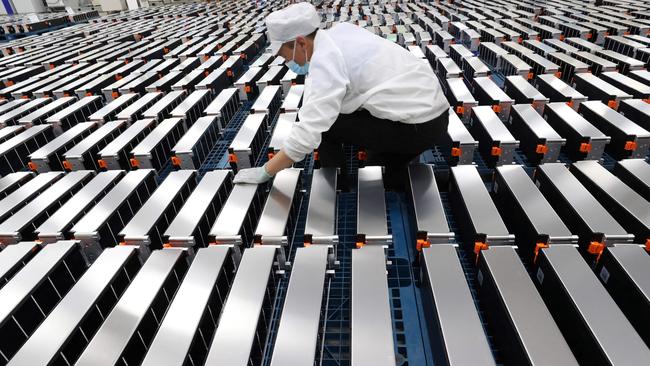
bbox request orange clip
[535,144,548,154]
[313,151,320,161]
[97,159,107,169]
[491,146,502,156]
[517,36,523,43]
[204,70,210,77]
[63,93,70,97]
[451,147,462,157]
[130,158,139,168]
[245,85,251,93]
[49,63,55,70]
[163,243,172,248]
[357,150,367,161]
[645,239,650,253]
[5,80,13,87]
[62,160,72,171]
[536,35,541,41]
[474,241,489,263]
[227,70,233,77]
[607,100,618,109]
[111,91,119,100]
[644,99,650,104]
[115,74,123,80]
[416,238,430,252]
[229,153,238,163]
[586,33,592,39]
[164,48,170,54]
[579,142,592,153]
[456,105,465,115]
[356,241,365,249]
[20,95,29,99]
[533,242,549,264]
[559,34,565,41]
[86,92,93,97]
[527,72,534,80]
[27,161,37,171]
[555,71,562,79]
[171,156,181,166]
[119,241,126,246]
[588,241,606,261]
[624,141,637,151]
[240,54,246,59]
[492,104,501,113]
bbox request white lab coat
[282,22,449,162]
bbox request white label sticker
[600,266,610,284]
[477,269,484,287]
[536,268,545,284]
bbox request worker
[233,2,449,190]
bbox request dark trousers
[318,109,449,190]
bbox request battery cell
[468,106,519,167]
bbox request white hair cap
[266,2,320,54]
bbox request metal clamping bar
[477,245,578,365]
[142,90,186,122]
[445,78,478,123]
[270,245,331,366]
[28,121,96,172]
[87,93,138,125]
[0,241,40,287]
[0,171,62,228]
[140,245,235,366]
[535,74,586,111]
[356,166,392,246]
[535,245,650,364]
[578,101,650,159]
[130,117,185,170]
[98,118,156,170]
[507,104,565,164]
[250,84,282,122]
[0,172,33,199]
[468,106,520,167]
[228,113,268,171]
[115,92,163,124]
[573,73,632,109]
[472,76,514,120]
[76,248,189,366]
[503,75,549,114]
[267,113,297,159]
[0,125,55,175]
[442,108,477,165]
[35,170,124,244]
[493,165,577,261]
[0,170,94,246]
[169,89,213,129]
[118,170,196,258]
[62,121,127,171]
[612,159,650,201]
[70,169,157,262]
[0,241,87,363]
[570,160,649,243]
[204,245,280,366]
[352,245,395,366]
[164,170,233,249]
[254,168,302,266]
[407,164,454,248]
[280,84,304,113]
[449,165,515,255]
[7,245,142,366]
[44,95,102,136]
[543,102,611,161]
[420,245,496,366]
[209,182,267,263]
[618,99,650,132]
[596,244,650,346]
[204,87,241,132]
[534,163,634,257]
[303,167,339,253]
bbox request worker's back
[315,22,448,122]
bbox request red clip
[97,159,107,169]
[451,147,462,157]
[62,160,72,171]
[491,146,502,156]
[535,144,548,154]
[527,72,534,80]
[313,151,319,161]
[27,161,38,171]
[130,158,139,168]
[492,104,502,113]
[474,241,489,264]
[588,241,606,261]
[356,241,365,249]
[456,105,465,115]
[357,150,367,161]
[607,100,619,110]
[229,153,238,163]
[171,156,181,167]
[645,239,650,253]
[579,142,592,153]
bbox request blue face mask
[287,39,309,75]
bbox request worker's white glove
[233,165,273,184]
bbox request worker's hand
[233,164,273,184]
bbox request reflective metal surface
[304,168,338,243]
[255,168,301,242]
[352,246,395,366]
[205,246,276,366]
[270,246,329,366]
[115,93,163,121]
[421,245,495,366]
[7,245,138,366]
[210,183,259,239]
[0,172,62,222]
[0,241,39,283]
[408,164,453,243]
[357,166,389,242]
[141,246,230,366]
